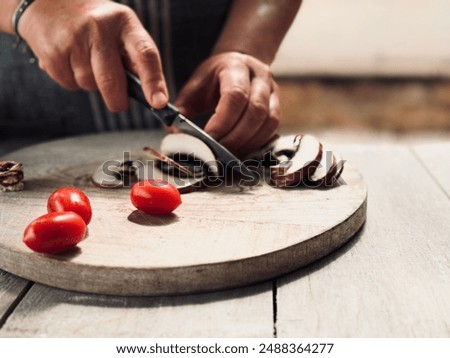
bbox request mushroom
[91,132,345,192]
[0,161,24,192]
[160,133,220,176]
[140,146,206,194]
[92,159,141,188]
[332,152,345,184]
[134,133,221,194]
[308,146,338,186]
[271,134,301,160]
[270,134,323,187]
[91,134,221,193]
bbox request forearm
[0,0,19,34]
[212,0,302,64]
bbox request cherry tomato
[130,179,182,215]
[47,187,92,225]
[23,212,87,254]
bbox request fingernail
[152,92,167,108]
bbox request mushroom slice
[308,146,336,186]
[0,161,24,192]
[271,134,301,160]
[160,133,220,176]
[270,134,323,187]
[140,166,205,194]
[332,152,345,184]
[139,146,206,194]
[309,150,345,187]
[92,159,140,188]
[283,134,322,176]
[0,160,24,192]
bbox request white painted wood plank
[276,144,450,337]
[0,282,273,337]
[273,0,450,77]
[413,142,450,197]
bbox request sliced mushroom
[332,152,345,184]
[307,148,345,187]
[308,146,336,186]
[160,133,220,176]
[283,135,322,176]
[270,134,323,187]
[0,161,24,192]
[143,147,196,178]
[140,146,206,194]
[91,159,140,188]
[271,134,301,159]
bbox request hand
[175,52,281,156]
[19,0,168,111]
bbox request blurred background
[1,0,448,156]
[272,0,450,140]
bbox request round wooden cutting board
[0,131,366,296]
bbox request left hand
[175,52,281,156]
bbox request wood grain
[0,282,273,338]
[0,131,366,296]
[275,144,450,337]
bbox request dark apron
[0,0,231,141]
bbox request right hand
[19,0,168,112]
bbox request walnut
[0,161,24,192]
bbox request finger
[270,81,282,121]
[40,53,79,91]
[220,76,272,153]
[175,71,215,119]
[70,46,97,91]
[204,62,251,139]
[238,85,281,154]
[122,23,168,109]
[91,40,128,112]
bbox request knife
[126,71,257,181]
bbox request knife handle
[125,70,179,126]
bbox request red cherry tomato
[130,179,182,215]
[23,212,87,254]
[47,187,92,225]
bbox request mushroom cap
[270,134,323,187]
[160,133,220,176]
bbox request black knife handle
[126,70,179,126]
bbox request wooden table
[0,132,449,338]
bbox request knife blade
[126,71,258,182]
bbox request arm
[212,0,302,64]
[0,0,168,111]
[0,0,18,33]
[175,0,302,156]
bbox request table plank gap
[0,271,33,329]
[272,280,278,338]
[411,142,450,199]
